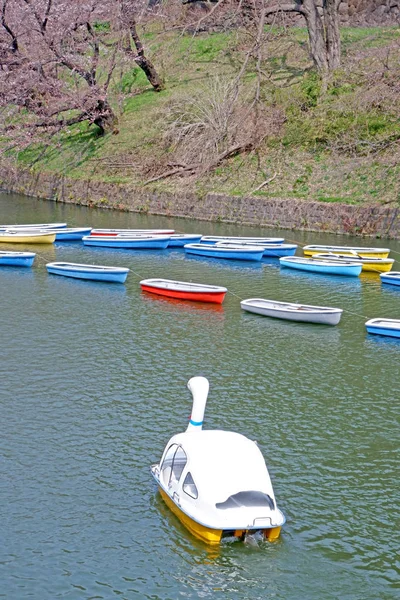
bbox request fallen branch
[143,143,255,185]
[248,172,278,195]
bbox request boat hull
[366,319,400,338]
[140,284,226,304]
[158,487,281,544]
[262,244,297,257]
[0,232,56,244]
[0,252,35,267]
[241,299,342,325]
[53,228,92,241]
[168,235,203,247]
[184,244,264,262]
[83,236,170,249]
[380,272,400,286]
[303,246,390,259]
[46,263,129,283]
[280,257,361,276]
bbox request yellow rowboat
[0,232,56,244]
[303,245,390,259]
[151,377,285,545]
[313,253,394,273]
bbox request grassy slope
[14,26,400,205]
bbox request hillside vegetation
[10,25,400,205]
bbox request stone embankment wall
[1,164,399,238]
[340,0,400,25]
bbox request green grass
[5,26,398,204]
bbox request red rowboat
[140,278,227,304]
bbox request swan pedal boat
[303,245,390,259]
[313,253,394,273]
[46,262,129,283]
[90,228,175,236]
[365,318,400,339]
[184,243,264,261]
[380,272,400,286]
[280,256,362,277]
[241,298,343,325]
[217,241,297,257]
[83,235,170,249]
[0,231,56,244]
[201,236,284,245]
[0,251,36,267]
[140,278,227,303]
[151,377,285,544]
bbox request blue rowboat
[365,318,400,339]
[200,236,284,245]
[380,272,400,287]
[0,251,36,267]
[82,235,170,249]
[184,243,264,261]
[168,234,203,247]
[46,262,129,283]
[261,244,297,257]
[219,241,297,257]
[51,227,92,241]
[279,256,362,277]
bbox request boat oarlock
[187,377,209,431]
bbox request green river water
[0,191,399,600]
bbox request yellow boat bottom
[360,262,393,273]
[159,487,281,544]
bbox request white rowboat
[240,298,343,325]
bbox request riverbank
[1,162,399,237]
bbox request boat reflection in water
[140,293,225,316]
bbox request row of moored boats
[1,222,399,338]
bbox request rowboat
[82,235,170,249]
[240,298,343,325]
[0,231,56,244]
[303,245,390,259]
[90,229,175,236]
[7,227,93,241]
[184,243,264,261]
[380,272,400,286]
[0,222,66,230]
[280,256,362,277]
[168,234,203,247]
[151,377,285,544]
[365,318,400,339]
[0,251,36,267]
[313,253,394,273]
[218,241,297,257]
[51,227,92,241]
[140,278,227,304]
[200,236,284,245]
[46,262,129,283]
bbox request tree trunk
[302,0,329,74]
[129,19,164,92]
[93,99,119,135]
[324,0,341,71]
